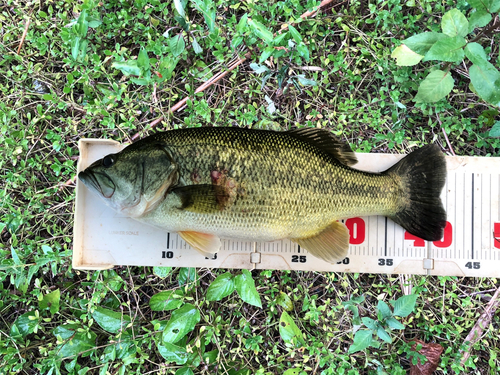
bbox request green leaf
[248,18,274,44]
[112,60,142,76]
[92,307,131,334]
[150,290,184,311]
[283,369,301,375]
[414,70,455,103]
[441,9,468,37]
[423,36,466,62]
[56,331,97,358]
[175,367,194,375]
[361,317,377,330]
[296,44,310,61]
[174,0,185,17]
[386,317,405,330]
[279,311,304,346]
[192,0,215,32]
[169,35,186,57]
[464,42,489,65]
[491,0,500,12]
[192,37,203,54]
[259,46,275,63]
[391,294,418,317]
[175,16,189,31]
[137,48,150,71]
[348,329,373,353]
[468,9,492,33]
[71,36,81,61]
[157,342,189,364]
[489,121,500,137]
[391,44,424,66]
[159,56,180,80]
[377,327,392,343]
[39,289,60,315]
[87,16,102,28]
[206,272,235,301]
[403,32,446,55]
[469,63,500,106]
[11,311,39,337]
[288,25,302,43]
[153,266,173,278]
[234,270,262,308]
[76,9,89,37]
[468,0,488,9]
[236,14,248,33]
[296,75,317,86]
[276,291,293,311]
[178,267,197,287]
[130,77,150,86]
[250,63,269,74]
[469,0,500,12]
[377,300,392,320]
[162,303,200,344]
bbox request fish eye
[102,155,115,168]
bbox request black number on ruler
[336,258,350,265]
[292,255,307,263]
[465,262,480,269]
[162,251,174,259]
[205,253,218,260]
[378,258,393,266]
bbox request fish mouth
[78,170,116,198]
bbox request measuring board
[73,138,500,277]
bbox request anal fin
[179,231,221,258]
[291,221,349,263]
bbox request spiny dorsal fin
[287,128,357,166]
[172,184,230,213]
[291,221,349,263]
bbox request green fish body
[79,127,447,262]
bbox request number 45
[465,262,480,269]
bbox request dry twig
[459,285,500,366]
[17,11,33,54]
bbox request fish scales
[138,128,399,240]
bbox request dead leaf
[409,339,444,375]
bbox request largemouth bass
[78,127,447,263]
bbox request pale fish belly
[138,187,338,241]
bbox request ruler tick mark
[384,217,388,257]
[472,173,474,259]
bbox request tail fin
[385,144,447,241]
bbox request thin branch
[17,15,32,54]
[436,114,456,156]
[459,285,500,366]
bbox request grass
[1,0,500,374]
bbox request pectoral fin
[291,221,349,263]
[172,184,230,213]
[178,231,221,258]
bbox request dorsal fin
[287,128,357,166]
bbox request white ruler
[73,139,500,277]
